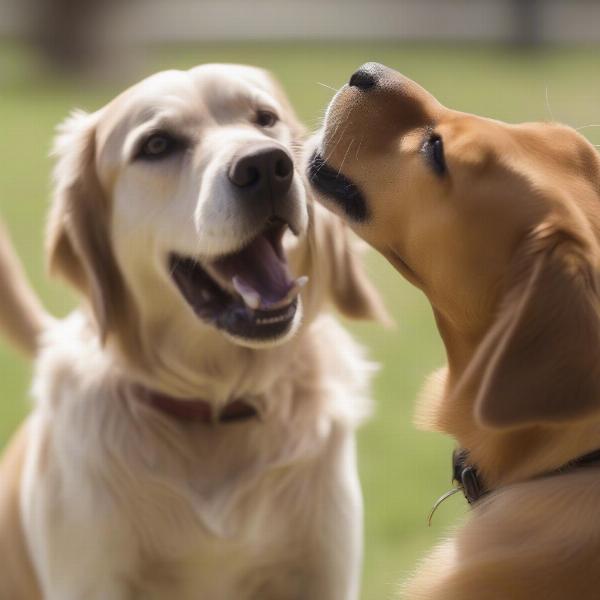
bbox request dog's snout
[349,63,380,91]
[229,145,294,198]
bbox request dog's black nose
[349,66,377,91]
[229,145,293,198]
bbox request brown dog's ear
[47,111,132,343]
[460,224,600,430]
[310,202,390,323]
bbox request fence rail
[1,0,599,44]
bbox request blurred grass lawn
[1,41,600,599]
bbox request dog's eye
[138,133,180,160]
[255,110,279,128]
[424,134,446,176]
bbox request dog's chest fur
[21,312,370,598]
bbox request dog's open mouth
[169,221,306,341]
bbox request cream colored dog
[310,62,600,599]
[0,64,386,599]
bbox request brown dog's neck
[430,309,482,431]
[438,383,600,494]
[430,311,600,491]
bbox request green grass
[1,41,600,599]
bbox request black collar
[452,447,600,505]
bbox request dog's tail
[0,220,51,359]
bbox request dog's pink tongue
[214,234,307,310]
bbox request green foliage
[1,41,599,599]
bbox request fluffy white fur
[22,313,372,599]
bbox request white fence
[1,0,599,44]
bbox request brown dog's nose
[229,145,293,198]
[348,63,380,91]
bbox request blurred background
[1,1,599,598]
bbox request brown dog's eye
[424,134,446,176]
[138,133,182,160]
[255,110,279,128]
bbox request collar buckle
[452,448,487,505]
[430,445,600,526]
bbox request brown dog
[309,62,600,599]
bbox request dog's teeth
[232,276,261,310]
[233,274,308,312]
[283,275,310,302]
[267,276,309,310]
[295,276,309,289]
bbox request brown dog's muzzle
[309,63,442,224]
[323,62,442,154]
[348,62,441,116]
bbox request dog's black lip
[307,151,369,222]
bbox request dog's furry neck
[31,309,371,542]
[420,349,600,492]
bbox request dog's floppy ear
[458,223,600,430]
[310,202,390,323]
[46,110,132,343]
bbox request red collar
[139,388,259,424]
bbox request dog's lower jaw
[222,300,304,349]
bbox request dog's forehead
[96,64,282,147]
[188,63,276,95]
[93,64,285,170]
[437,115,570,174]
[431,115,600,226]
[108,64,276,118]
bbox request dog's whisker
[316,81,340,93]
[326,117,355,160]
[327,117,344,147]
[313,101,361,178]
[313,122,352,177]
[325,100,359,149]
[337,139,355,177]
[354,135,365,162]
